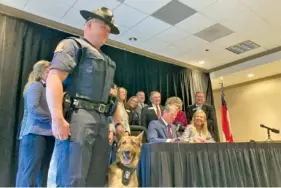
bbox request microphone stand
[174,124,184,181]
[264,128,275,143]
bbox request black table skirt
[138,142,281,187]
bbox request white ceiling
[1,0,281,70]
[211,60,281,90]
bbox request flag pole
[219,76,224,86]
[219,78,226,142]
[220,78,234,143]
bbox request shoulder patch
[54,40,66,53]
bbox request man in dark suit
[135,91,147,124]
[186,91,219,141]
[141,91,164,129]
[136,91,147,109]
[147,104,178,143]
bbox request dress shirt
[161,118,173,143]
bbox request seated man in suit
[186,91,218,141]
[141,91,164,129]
[147,104,178,143]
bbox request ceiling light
[226,40,260,54]
[199,60,205,64]
[129,37,137,41]
[248,73,254,78]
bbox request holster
[62,92,74,119]
[106,94,118,117]
[62,93,117,117]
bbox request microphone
[260,124,280,134]
[175,122,183,142]
[175,122,182,132]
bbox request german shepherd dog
[108,132,143,187]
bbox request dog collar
[117,162,136,186]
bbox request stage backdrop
[0,13,215,186]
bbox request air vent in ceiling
[226,40,260,54]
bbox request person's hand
[177,138,185,143]
[170,138,177,143]
[116,124,125,135]
[192,137,208,143]
[108,131,114,144]
[192,137,203,143]
[52,117,70,140]
[115,124,125,141]
[200,138,208,143]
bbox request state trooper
[46,7,120,187]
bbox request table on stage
[137,142,281,187]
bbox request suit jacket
[126,109,140,125]
[147,119,177,143]
[19,81,52,139]
[138,103,147,109]
[141,104,164,129]
[186,104,218,141]
[135,103,147,125]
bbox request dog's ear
[136,131,144,143]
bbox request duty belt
[73,98,109,114]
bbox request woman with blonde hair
[181,110,215,143]
[117,87,130,135]
[16,60,54,187]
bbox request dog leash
[116,162,136,186]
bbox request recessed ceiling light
[220,76,223,81]
[199,60,205,64]
[248,73,254,78]
[129,37,137,41]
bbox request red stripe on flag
[221,105,233,142]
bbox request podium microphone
[260,124,280,134]
[175,122,182,141]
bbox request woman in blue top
[16,60,54,187]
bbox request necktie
[167,124,172,139]
[156,105,161,120]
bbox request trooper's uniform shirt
[50,37,115,187]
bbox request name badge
[148,107,154,110]
[192,108,197,111]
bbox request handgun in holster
[63,92,74,119]
[106,94,118,116]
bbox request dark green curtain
[102,45,193,108]
[0,13,213,186]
